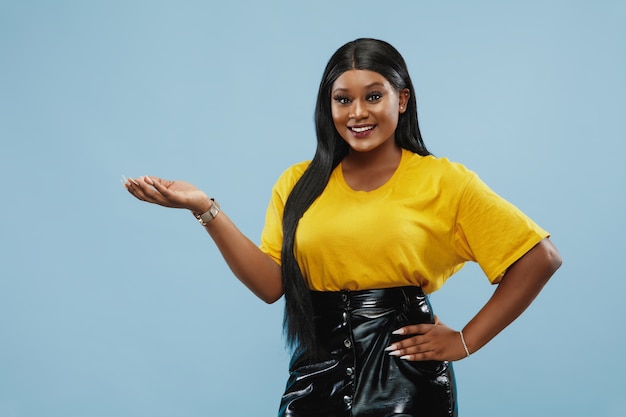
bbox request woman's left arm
[387,238,562,361]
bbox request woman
[124,38,562,417]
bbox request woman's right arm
[124,175,284,304]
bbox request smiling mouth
[349,125,375,133]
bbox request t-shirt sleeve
[259,182,286,266]
[453,173,549,283]
[259,161,310,266]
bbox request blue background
[1,1,625,416]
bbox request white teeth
[351,126,374,133]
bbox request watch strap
[195,198,221,226]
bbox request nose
[348,99,368,120]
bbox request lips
[349,125,375,133]
[348,124,376,139]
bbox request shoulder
[403,151,477,188]
[271,160,311,197]
[276,160,310,184]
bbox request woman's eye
[333,96,351,105]
[367,93,382,102]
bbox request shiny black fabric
[279,287,457,417]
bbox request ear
[399,88,410,113]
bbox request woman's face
[330,69,408,154]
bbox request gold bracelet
[459,330,471,358]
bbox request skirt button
[344,339,352,348]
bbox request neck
[342,142,402,170]
[341,143,403,192]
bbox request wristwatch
[195,198,221,226]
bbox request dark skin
[124,176,283,304]
[385,238,561,361]
[124,69,562,362]
[330,70,562,360]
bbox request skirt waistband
[309,286,426,310]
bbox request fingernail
[400,355,411,360]
[392,329,404,335]
[144,176,154,185]
[388,350,402,357]
[385,344,397,351]
[130,178,139,185]
[121,175,127,185]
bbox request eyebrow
[332,82,387,94]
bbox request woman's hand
[385,316,469,362]
[123,176,212,214]
[387,238,561,363]
[122,174,284,303]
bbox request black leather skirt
[278,286,457,417]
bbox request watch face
[199,204,219,225]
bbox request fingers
[148,176,172,198]
[122,175,209,212]
[386,321,467,362]
[390,350,435,361]
[391,322,433,336]
[386,322,436,358]
[123,175,164,205]
[121,175,139,187]
[386,337,438,361]
[122,175,141,199]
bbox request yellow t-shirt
[260,148,548,293]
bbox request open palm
[124,176,211,213]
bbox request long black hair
[281,38,431,353]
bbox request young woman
[124,38,562,417]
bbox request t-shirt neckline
[335,148,409,196]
